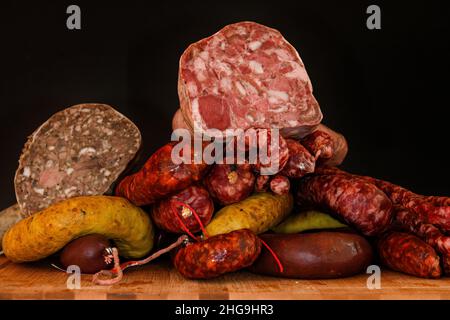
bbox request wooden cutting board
[0,256,449,300]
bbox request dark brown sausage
[204,163,255,205]
[173,229,261,279]
[249,232,373,279]
[280,139,315,178]
[270,175,290,195]
[115,141,209,206]
[378,232,441,278]
[151,185,214,234]
[296,174,393,236]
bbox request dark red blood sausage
[115,142,208,206]
[204,163,255,205]
[173,229,261,279]
[378,232,441,278]
[296,174,393,236]
[255,175,270,192]
[301,130,333,160]
[270,175,290,195]
[280,139,315,178]
[151,185,214,234]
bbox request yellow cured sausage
[2,196,154,262]
[272,210,347,234]
[205,192,293,236]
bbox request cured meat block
[15,104,142,216]
[178,21,322,138]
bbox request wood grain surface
[0,256,449,300]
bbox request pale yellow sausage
[205,192,293,236]
[2,196,154,262]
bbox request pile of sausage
[112,124,449,279]
[111,21,450,280]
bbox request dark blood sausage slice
[393,206,450,274]
[151,185,214,234]
[15,104,142,216]
[115,142,209,206]
[270,175,290,195]
[378,232,441,278]
[204,164,255,205]
[249,232,373,279]
[178,21,322,138]
[280,139,315,178]
[315,166,450,232]
[173,229,261,279]
[296,174,393,236]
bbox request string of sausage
[314,166,450,274]
[314,167,450,232]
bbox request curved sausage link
[116,142,209,206]
[296,174,393,236]
[378,231,441,278]
[204,163,255,205]
[280,139,315,179]
[173,229,261,279]
[151,185,214,234]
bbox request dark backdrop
[0,1,449,209]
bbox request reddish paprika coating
[204,163,255,205]
[255,175,271,192]
[301,130,333,161]
[393,206,450,274]
[173,229,261,279]
[280,139,315,179]
[151,185,214,234]
[378,232,441,278]
[115,142,208,206]
[270,175,290,195]
[315,167,450,232]
[296,174,393,236]
[249,129,289,175]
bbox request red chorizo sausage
[378,231,441,278]
[301,130,333,160]
[302,124,348,167]
[280,139,315,178]
[115,142,208,206]
[204,163,255,205]
[296,174,393,236]
[249,129,289,175]
[151,185,214,234]
[173,229,261,279]
[393,206,450,274]
[315,166,450,232]
[255,175,271,192]
[270,175,290,195]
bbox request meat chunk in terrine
[178,21,322,138]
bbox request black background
[0,0,449,209]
